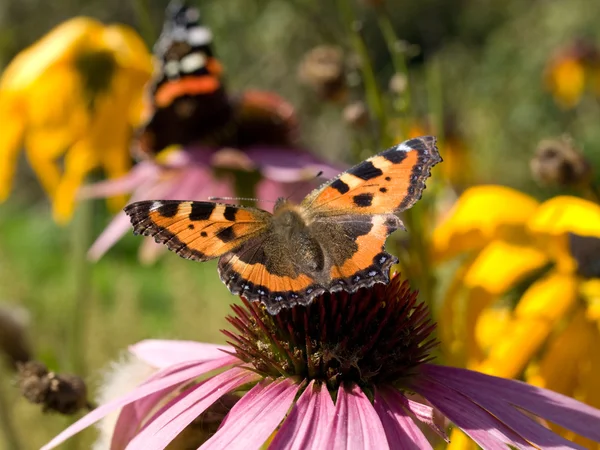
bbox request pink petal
[126,367,257,449]
[422,365,598,448]
[78,162,160,198]
[111,359,213,450]
[269,380,335,450]
[388,390,448,441]
[373,388,433,450]
[412,377,534,450]
[41,356,238,450]
[87,211,135,261]
[324,383,389,450]
[129,339,235,369]
[200,378,300,450]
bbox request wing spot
[383,150,408,164]
[306,288,313,294]
[258,289,266,295]
[157,203,179,218]
[190,203,214,221]
[216,226,236,243]
[351,161,384,180]
[385,176,391,181]
[368,270,378,277]
[353,193,374,207]
[223,206,237,221]
[188,224,195,230]
[200,231,208,237]
[379,256,387,264]
[275,296,283,301]
[331,179,350,194]
[353,275,361,282]
[379,187,388,193]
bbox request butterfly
[137,0,298,158]
[125,136,442,314]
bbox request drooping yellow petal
[463,240,549,295]
[433,185,539,261]
[0,91,26,201]
[464,287,496,367]
[476,271,577,378]
[52,140,100,223]
[529,196,600,273]
[526,308,595,394]
[0,18,105,91]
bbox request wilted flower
[42,274,600,449]
[433,185,600,446]
[343,100,369,128]
[17,360,92,415]
[531,136,592,188]
[298,45,348,101]
[0,17,152,222]
[544,39,600,109]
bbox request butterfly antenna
[207,196,277,204]
[286,170,324,201]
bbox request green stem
[336,0,389,147]
[376,8,413,118]
[65,199,94,450]
[132,0,157,45]
[0,378,21,450]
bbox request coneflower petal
[129,339,234,368]
[129,367,256,449]
[41,356,238,450]
[324,384,389,450]
[269,380,335,450]
[200,378,299,450]
[423,365,600,445]
[412,377,535,450]
[373,389,432,450]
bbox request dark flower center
[74,49,117,111]
[224,274,437,392]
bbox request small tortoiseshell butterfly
[125,136,442,314]
[137,1,231,157]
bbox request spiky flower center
[224,275,437,392]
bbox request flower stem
[337,0,389,147]
[132,0,157,44]
[0,375,21,450]
[65,199,94,450]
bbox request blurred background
[1,0,600,448]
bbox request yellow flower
[544,40,600,109]
[434,186,600,438]
[0,17,152,223]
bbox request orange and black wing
[301,136,441,216]
[301,136,441,292]
[124,200,270,261]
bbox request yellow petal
[580,279,600,324]
[529,196,600,238]
[475,306,512,352]
[433,185,539,261]
[447,428,477,450]
[0,18,105,92]
[526,308,595,394]
[52,140,99,224]
[0,91,26,201]
[477,271,578,378]
[102,24,153,75]
[465,287,496,367]
[463,240,548,295]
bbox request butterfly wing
[124,200,270,261]
[302,136,441,216]
[218,236,325,315]
[303,136,441,290]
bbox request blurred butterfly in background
[125,136,442,314]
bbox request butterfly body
[125,136,441,314]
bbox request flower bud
[298,45,347,102]
[530,137,592,187]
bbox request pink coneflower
[43,274,600,449]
